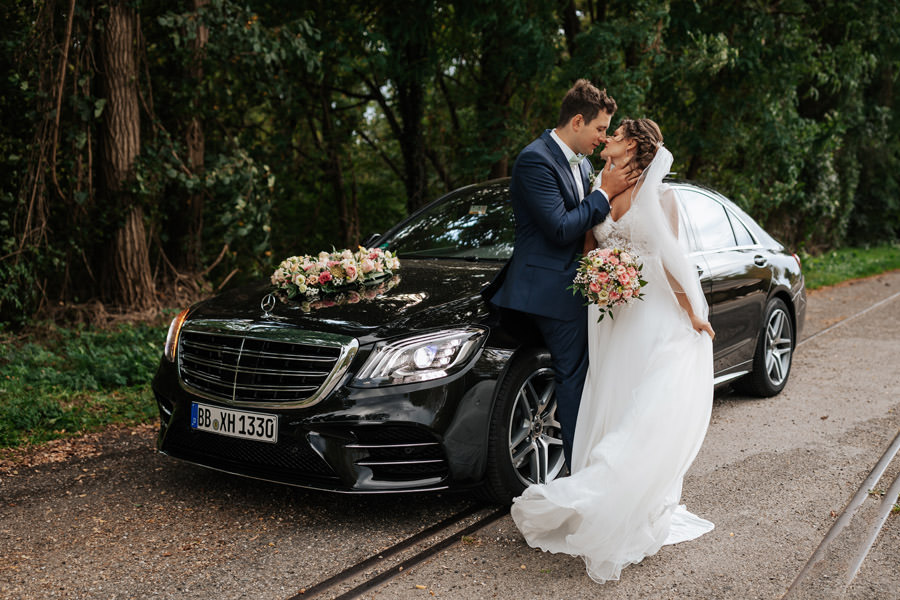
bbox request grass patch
[0,321,166,448]
[802,243,900,290]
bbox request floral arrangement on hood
[271,246,400,299]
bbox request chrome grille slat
[177,325,358,409]
[180,354,330,378]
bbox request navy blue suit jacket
[486,130,611,322]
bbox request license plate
[191,402,278,444]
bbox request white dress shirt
[549,129,610,205]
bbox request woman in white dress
[510,119,716,583]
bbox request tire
[480,348,567,505]
[736,297,794,397]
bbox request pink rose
[589,281,601,294]
[620,273,631,286]
[609,291,620,302]
[597,271,610,283]
[616,265,627,276]
[627,267,637,278]
[608,256,620,265]
[361,258,375,274]
[343,264,358,282]
[318,271,333,284]
[623,288,633,299]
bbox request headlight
[163,307,191,362]
[351,327,487,387]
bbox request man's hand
[598,156,640,201]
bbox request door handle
[696,265,704,277]
[753,255,768,267]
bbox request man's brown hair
[556,79,617,127]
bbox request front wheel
[736,297,794,397]
[480,349,566,505]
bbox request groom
[484,79,636,468]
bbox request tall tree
[98,0,156,310]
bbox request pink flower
[589,281,601,294]
[616,265,627,276]
[608,256,620,265]
[597,271,610,283]
[620,252,632,263]
[620,273,631,286]
[343,263,358,282]
[627,267,637,278]
[318,271,333,284]
[609,291,620,302]
[623,288,633,299]
[361,258,375,274]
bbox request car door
[675,186,771,375]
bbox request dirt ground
[2,271,899,599]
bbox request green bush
[0,322,166,447]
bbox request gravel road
[2,271,899,600]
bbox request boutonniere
[589,170,600,190]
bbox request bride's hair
[619,118,663,171]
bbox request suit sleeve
[512,151,611,246]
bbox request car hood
[185,259,504,343]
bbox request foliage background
[1,0,899,326]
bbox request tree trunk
[99,0,156,311]
[184,0,208,269]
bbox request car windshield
[380,183,515,260]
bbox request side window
[727,211,756,246]
[676,188,737,251]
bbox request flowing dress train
[510,205,714,583]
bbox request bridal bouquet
[571,247,647,321]
[271,246,400,299]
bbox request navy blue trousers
[533,312,589,469]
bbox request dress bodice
[592,206,655,257]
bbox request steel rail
[796,288,900,348]
[286,504,501,600]
[782,429,900,597]
[329,507,507,600]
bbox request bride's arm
[660,187,715,340]
[583,230,597,255]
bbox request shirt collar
[550,129,578,164]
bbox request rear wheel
[481,349,566,505]
[736,297,794,397]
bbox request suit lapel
[539,131,579,208]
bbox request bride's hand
[691,315,715,340]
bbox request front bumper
[151,348,509,493]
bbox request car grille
[177,326,358,409]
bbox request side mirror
[360,233,381,247]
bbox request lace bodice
[592,206,655,257]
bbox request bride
[510,118,716,583]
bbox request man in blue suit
[484,80,636,468]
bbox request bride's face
[600,126,636,162]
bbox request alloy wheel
[506,367,565,486]
[764,306,793,387]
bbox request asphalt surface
[1,271,899,599]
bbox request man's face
[575,111,612,156]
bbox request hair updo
[618,118,663,171]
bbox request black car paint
[152,178,805,494]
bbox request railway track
[287,504,507,599]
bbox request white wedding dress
[511,149,714,584]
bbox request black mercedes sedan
[152,178,806,504]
